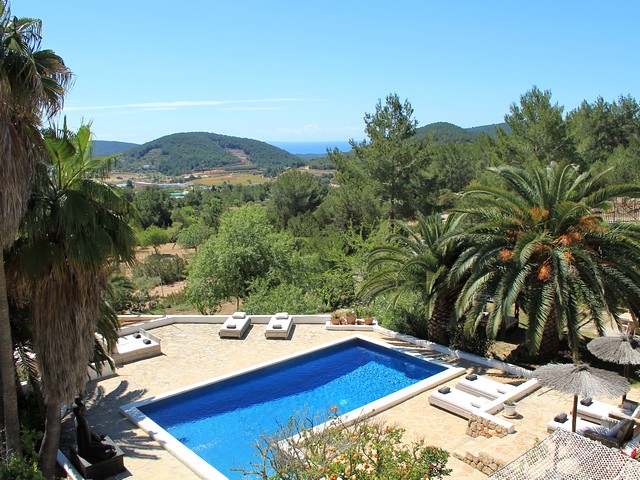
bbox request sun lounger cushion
[438,386,450,394]
[275,312,289,319]
[580,397,593,406]
[466,373,478,381]
[554,412,567,423]
[226,324,236,329]
[232,312,246,319]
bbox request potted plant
[503,398,517,417]
[354,305,374,325]
[330,312,341,325]
[345,309,357,325]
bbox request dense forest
[115,132,302,176]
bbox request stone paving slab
[75,322,640,479]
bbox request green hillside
[413,122,508,143]
[115,132,302,176]
[93,140,139,157]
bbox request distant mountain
[93,140,139,157]
[413,122,508,143]
[115,132,302,176]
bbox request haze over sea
[268,141,352,155]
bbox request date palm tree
[10,123,136,478]
[0,2,72,460]
[454,162,640,360]
[359,213,464,345]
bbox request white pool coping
[120,334,465,480]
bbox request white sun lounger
[428,386,490,419]
[577,398,640,424]
[219,312,251,338]
[547,412,611,435]
[265,312,293,339]
[456,373,517,400]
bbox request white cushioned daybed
[456,373,516,400]
[219,312,251,338]
[265,312,293,339]
[428,386,490,419]
[577,397,640,425]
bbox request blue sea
[268,141,352,155]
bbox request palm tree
[0,2,72,460]
[359,213,464,345]
[9,123,136,479]
[454,162,640,360]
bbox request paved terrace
[73,321,640,479]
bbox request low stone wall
[466,413,510,438]
[453,451,504,476]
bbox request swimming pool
[121,335,464,479]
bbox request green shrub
[371,294,430,339]
[449,322,495,357]
[0,429,45,480]
[243,281,325,315]
[238,409,451,479]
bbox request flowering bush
[237,407,451,479]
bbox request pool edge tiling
[120,334,465,480]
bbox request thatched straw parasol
[588,333,640,403]
[532,362,630,432]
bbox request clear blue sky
[17,1,640,145]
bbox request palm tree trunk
[38,400,61,480]
[538,314,563,361]
[0,254,21,460]
[428,290,458,345]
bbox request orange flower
[498,249,514,262]
[538,263,551,281]
[557,232,583,246]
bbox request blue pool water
[140,338,446,478]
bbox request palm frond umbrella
[588,333,640,403]
[532,362,630,432]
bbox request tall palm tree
[0,2,72,460]
[454,162,640,360]
[9,123,136,479]
[359,213,464,345]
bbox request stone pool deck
[76,322,637,479]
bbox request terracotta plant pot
[330,318,340,325]
[346,315,356,325]
[364,317,374,325]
